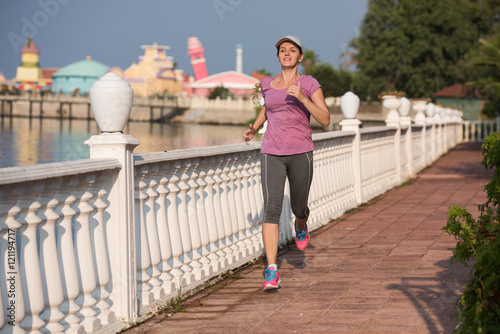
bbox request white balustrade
[0,86,472,333]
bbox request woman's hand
[289,82,330,127]
[243,123,257,144]
[286,81,306,103]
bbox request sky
[0,0,368,80]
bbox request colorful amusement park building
[15,37,57,93]
[183,36,260,98]
[51,56,109,95]
[121,42,184,97]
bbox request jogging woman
[243,35,330,290]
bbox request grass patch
[161,290,190,318]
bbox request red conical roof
[21,37,40,54]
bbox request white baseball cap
[275,35,303,52]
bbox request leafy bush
[208,86,235,100]
[443,132,500,333]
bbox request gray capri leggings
[260,151,314,224]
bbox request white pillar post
[339,92,362,204]
[399,97,413,179]
[383,96,402,184]
[413,101,427,172]
[426,103,436,164]
[85,72,139,323]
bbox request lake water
[0,117,257,168]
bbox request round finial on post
[426,103,435,118]
[398,97,411,117]
[340,91,360,119]
[89,72,134,133]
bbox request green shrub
[443,132,500,333]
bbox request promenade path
[122,142,491,334]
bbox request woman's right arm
[243,105,266,144]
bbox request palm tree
[467,35,500,100]
[301,49,320,75]
[339,38,360,70]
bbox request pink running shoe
[262,267,281,290]
[295,221,309,250]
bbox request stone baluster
[193,158,214,276]
[201,156,225,272]
[311,146,324,221]
[326,143,339,215]
[212,157,233,265]
[38,179,66,333]
[232,152,249,258]
[0,187,25,333]
[164,162,188,288]
[73,175,101,332]
[253,155,264,222]
[55,177,84,333]
[247,158,259,226]
[219,157,239,261]
[185,158,207,280]
[250,154,264,248]
[227,155,245,259]
[134,166,153,306]
[143,164,165,300]
[0,280,3,330]
[175,160,196,285]
[325,143,337,210]
[89,174,115,325]
[155,169,176,296]
[241,153,260,252]
[17,181,45,333]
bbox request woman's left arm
[288,82,330,127]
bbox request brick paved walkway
[122,142,491,334]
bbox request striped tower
[187,36,208,81]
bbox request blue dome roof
[53,58,109,78]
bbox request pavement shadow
[387,259,467,333]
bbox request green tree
[466,31,500,117]
[475,0,500,37]
[208,86,235,100]
[309,63,353,97]
[255,68,271,76]
[355,0,481,99]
